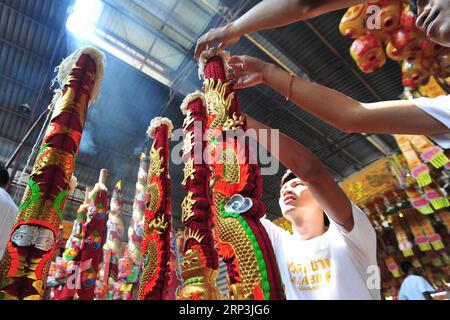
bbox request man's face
[279,178,318,219]
[416,0,450,47]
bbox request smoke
[79,121,97,155]
[133,144,145,156]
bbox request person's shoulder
[0,188,18,210]
[260,218,291,237]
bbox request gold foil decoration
[182,110,195,131]
[184,228,205,244]
[146,182,160,214]
[181,159,196,186]
[223,113,245,131]
[148,214,169,234]
[178,249,223,300]
[181,191,197,223]
[149,142,164,178]
[182,131,194,157]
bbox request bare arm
[231,0,370,35]
[229,55,449,136]
[195,0,370,59]
[262,63,449,135]
[246,115,354,231]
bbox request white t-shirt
[261,202,380,300]
[414,94,450,148]
[398,275,435,300]
[0,187,18,259]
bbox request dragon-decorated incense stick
[138,117,173,300]
[0,47,104,300]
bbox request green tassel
[417,205,434,215]
[418,243,432,251]
[416,172,432,187]
[430,198,450,210]
[430,153,450,168]
[402,249,414,257]
[431,240,445,251]
[431,258,443,267]
[392,270,401,278]
[412,260,422,268]
[442,253,450,264]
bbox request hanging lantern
[350,34,387,73]
[339,4,368,38]
[370,0,402,32]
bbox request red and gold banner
[137,117,173,300]
[0,47,104,300]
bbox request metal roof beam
[0,2,59,35]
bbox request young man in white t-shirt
[246,115,381,300]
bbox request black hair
[280,170,330,227]
[409,0,418,16]
[0,166,9,188]
[280,170,297,188]
[400,260,413,275]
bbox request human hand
[228,55,271,89]
[194,23,240,60]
